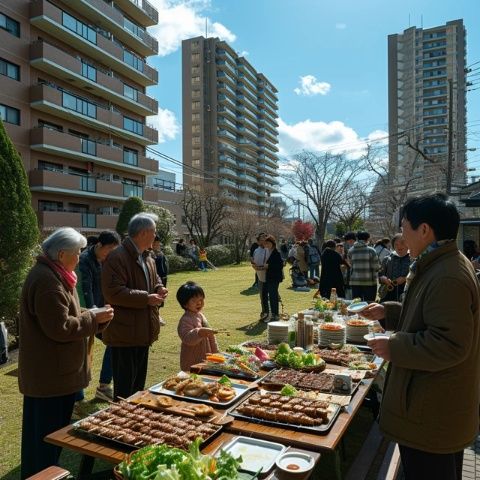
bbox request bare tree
[332,182,370,232]
[181,187,228,247]
[282,151,368,244]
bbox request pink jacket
[177,311,218,371]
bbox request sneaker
[95,385,113,402]
[259,312,269,322]
[262,314,271,323]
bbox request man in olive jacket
[363,194,480,480]
[102,213,168,399]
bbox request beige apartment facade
[388,19,467,197]
[181,36,279,215]
[0,0,183,232]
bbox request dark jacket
[380,242,480,453]
[102,238,163,347]
[18,258,107,397]
[266,249,284,283]
[176,242,186,256]
[319,247,346,298]
[79,246,103,308]
[154,251,169,280]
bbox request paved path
[463,436,480,480]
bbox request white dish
[89,307,108,314]
[346,302,369,313]
[276,451,315,474]
[220,436,286,474]
[363,333,391,341]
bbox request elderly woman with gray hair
[18,227,114,479]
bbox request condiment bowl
[276,452,314,478]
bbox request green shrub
[0,119,39,334]
[116,196,144,237]
[145,204,174,246]
[163,245,174,256]
[166,254,193,273]
[205,245,235,266]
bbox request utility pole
[446,78,454,195]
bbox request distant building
[182,36,279,215]
[388,19,467,196]
[147,169,178,192]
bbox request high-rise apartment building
[0,0,181,232]
[388,19,467,196]
[182,36,279,214]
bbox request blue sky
[146,0,480,193]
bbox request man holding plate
[362,194,480,480]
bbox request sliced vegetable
[218,375,232,386]
[280,384,298,396]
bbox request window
[124,84,138,101]
[81,138,96,156]
[191,52,200,62]
[0,58,19,80]
[0,13,19,37]
[62,92,97,118]
[62,12,96,44]
[38,160,63,172]
[192,136,200,145]
[81,61,96,81]
[192,113,200,121]
[191,76,200,84]
[192,89,201,98]
[80,176,96,192]
[192,159,200,168]
[191,66,200,75]
[123,147,138,165]
[123,116,144,135]
[192,101,200,110]
[192,124,200,133]
[38,120,63,132]
[192,148,200,157]
[124,17,145,38]
[123,50,144,72]
[123,179,143,198]
[39,200,63,212]
[0,104,20,125]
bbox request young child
[176,281,219,371]
[199,248,208,271]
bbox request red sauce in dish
[286,464,300,471]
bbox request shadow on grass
[239,287,259,296]
[236,321,267,336]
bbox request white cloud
[294,75,331,96]
[148,0,236,57]
[278,117,388,159]
[335,23,347,29]
[148,107,180,143]
[239,50,249,57]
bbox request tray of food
[272,343,326,372]
[196,352,262,380]
[230,391,342,434]
[259,368,361,395]
[149,373,251,408]
[313,345,375,367]
[74,400,221,450]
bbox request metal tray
[193,365,260,381]
[259,368,361,396]
[149,376,251,409]
[229,391,342,434]
[72,404,222,451]
[219,436,287,475]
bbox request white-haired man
[102,213,168,399]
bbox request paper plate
[346,302,369,313]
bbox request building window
[124,83,138,101]
[192,124,200,133]
[39,200,63,212]
[81,61,96,81]
[62,92,97,118]
[192,113,200,121]
[123,50,144,72]
[0,13,19,37]
[0,104,20,125]
[191,66,200,75]
[192,148,200,157]
[192,136,201,145]
[81,138,97,156]
[191,76,200,84]
[192,101,200,110]
[192,89,201,98]
[38,120,63,132]
[192,159,200,167]
[123,147,138,165]
[123,179,143,198]
[191,53,200,62]
[62,12,96,44]
[38,160,63,172]
[123,116,144,135]
[124,17,145,38]
[0,58,19,80]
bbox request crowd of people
[14,193,480,480]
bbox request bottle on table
[288,316,297,348]
[296,312,305,348]
[330,287,337,304]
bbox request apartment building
[0,0,182,232]
[388,19,467,196]
[182,36,279,215]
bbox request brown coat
[101,238,162,347]
[18,258,105,397]
[380,242,480,453]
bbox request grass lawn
[0,263,377,479]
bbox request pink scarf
[39,255,77,291]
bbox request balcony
[30,0,157,87]
[114,0,158,27]
[219,166,237,177]
[30,41,157,116]
[30,84,158,145]
[72,0,158,56]
[38,209,118,230]
[217,94,236,110]
[30,127,158,174]
[216,60,236,78]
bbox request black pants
[262,281,280,315]
[351,285,377,302]
[21,393,76,479]
[399,444,464,480]
[111,346,149,400]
